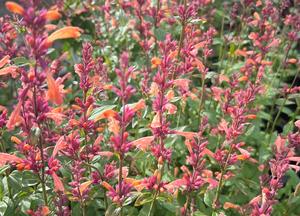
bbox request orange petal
[51,172,65,192]
[261,60,272,66]
[151,57,161,68]
[11,136,22,145]
[46,71,63,105]
[101,181,113,191]
[40,206,50,216]
[173,130,197,139]
[45,112,65,125]
[94,109,118,122]
[93,135,103,148]
[124,178,144,191]
[238,76,248,82]
[5,1,24,15]
[108,117,120,135]
[0,153,23,166]
[245,114,256,120]
[165,103,177,114]
[46,26,82,45]
[0,66,18,77]
[224,202,240,210]
[79,180,92,195]
[129,136,155,151]
[131,99,146,112]
[149,82,159,97]
[287,58,297,64]
[195,58,205,72]
[0,55,10,68]
[165,179,186,193]
[45,9,61,21]
[165,90,175,100]
[45,24,57,32]
[6,101,22,130]
[52,136,67,157]
[98,151,114,157]
[151,112,161,128]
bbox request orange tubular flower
[45,26,82,47]
[46,71,63,105]
[5,1,24,15]
[0,55,10,68]
[0,66,18,78]
[0,55,18,78]
[151,57,162,68]
[6,101,23,130]
[45,9,61,21]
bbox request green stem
[183,193,191,216]
[177,0,187,60]
[0,137,13,202]
[198,72,206,125]
[266,43,292,131]
[269,69,300,138]
[212,145,233,210]
[147,189,159,216]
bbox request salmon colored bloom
[130,99,146,112]
[0,55,18,78]
[287,58,297,64]
[46,71,63,105]
[108,117,120,135]
[151,57,162,68]
[5,1,24,15]
[45,24,57,32]
[45,27,82,46]
[101,181,113,191]
[79,181,93,196]
[45,9,61,21]
[94,109,118,122]
[52,172,65,192]
[0,55,10,68]
[238,76,248,82]
[0,153,23,166]
[0,66,18,78]
[151,112,161,128]
[6,101,22,130]
[129,136,155,151]
[11,136,22,145]
[245,114,257,120]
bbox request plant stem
[177,0,187,59]
[183,193,191,216]
[0,137,13,202]
[33,82,48,206]
[212,145,233,210]
[270,69,300,137]
[198,72,206,125]
[266,43,292,131]
[147,189,159,216]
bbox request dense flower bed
[0,0,299,215]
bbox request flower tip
[5,1,24,15]
[46,26,82,45]
[45,9,62,21]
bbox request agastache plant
[0,0,299,215]
[1,0,81,213]
[104,51,136,215]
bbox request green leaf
[89,105,117,120]
[105,204,121,216]
[194,211,209,216]
[204,189,215,207]
[0,201,7,215]
[135,192,153,206]
[11,57,30,67]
